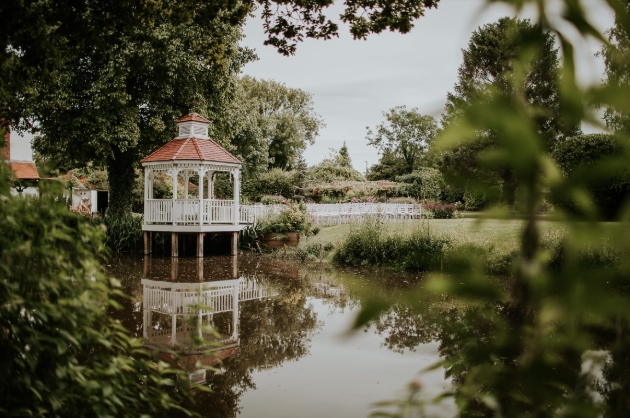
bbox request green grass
[303,217,563,248]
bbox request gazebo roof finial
[176,113,211,124]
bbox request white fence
[142,279,278,315]
[145,199,421,226]
[145,199,236,225]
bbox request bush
[423,201,458,219]
[0,164,197,416]
[307,164,365,183]
[332,217,451,271]
[245,168,298,202]
[258,201,313,234]
[104,212,144,252]
[463,187,488,211]
[388,197,417,204]
[551,134,630,219]
[260,194,287,205]
[395,168,444,201]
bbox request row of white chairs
[305,203,422,226]
[240,203,422,226]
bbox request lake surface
[108,255,455,418]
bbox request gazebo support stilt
[197,233,204,257]
[230,232,238,256]
[171,232,179,257]
[143,231,152,255]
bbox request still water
[108,255,455,418]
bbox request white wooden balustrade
[145,200,422,227]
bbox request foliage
[306,164,365,183]
[387,197,417,204]
[463,187,488,211]
[551,133,630,219]
[236,76,323,170]
[437,17,579,207]
[332,217,450,271]
[104,213,144,253]
[367,106,438,176]
[367,149,410,181]
[0,163,197,416]
[395,168,444,202]
[601,0,630,136]
[302,180,399,202]
[422,202,458,219]
[260,194,288,205]
[361,1,630,416]
[245,168,298,202]
[258,201,313,234]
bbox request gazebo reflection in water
[141,256,278,384]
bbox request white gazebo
[141,113,244,257]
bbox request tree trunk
[106,147,136,216]
[502,169,517,210]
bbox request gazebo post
[232,170,240,225]
[171,232,178,257]
[197,233,204,257]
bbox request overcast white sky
[240,0,616,173]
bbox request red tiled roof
[141,137,241,164]
[9,162,39,180]
[176,113,211,123]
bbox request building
[2,126,40,196]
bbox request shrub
[0,164,197,416]
[463,187,487,211]
[388,196,417,204]
[551,134,630,219]
[395,168,444,201]
[258,201,313,234]
[307,164,365,183]
[104,212,144,252]
[423,201,457,219]
[332,217,451,271]
[261,194,287,205]
[245,168,298,201]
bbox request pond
[108,255,456,418]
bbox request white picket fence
[145,200,422,226]
[240,203,422,226]
[142,279,277,315]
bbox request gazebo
[141,113,243,257]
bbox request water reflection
[108,256,452,418]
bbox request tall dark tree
[438,17,579,207]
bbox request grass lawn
[303,217,567,248]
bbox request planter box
[259,232,300,248]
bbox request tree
[438,17,579,207]
[1,0,441,214]
[366,106,438,178]
[236,76,323,170]
[551,133,630,220]
[602,1,630,136]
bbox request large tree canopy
[436,17,578,206]
[1,0,440,214]
[366,106,437,180]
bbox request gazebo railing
[145,199,237,225]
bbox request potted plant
[258,202,313,247]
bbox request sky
[240,0,616,173]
